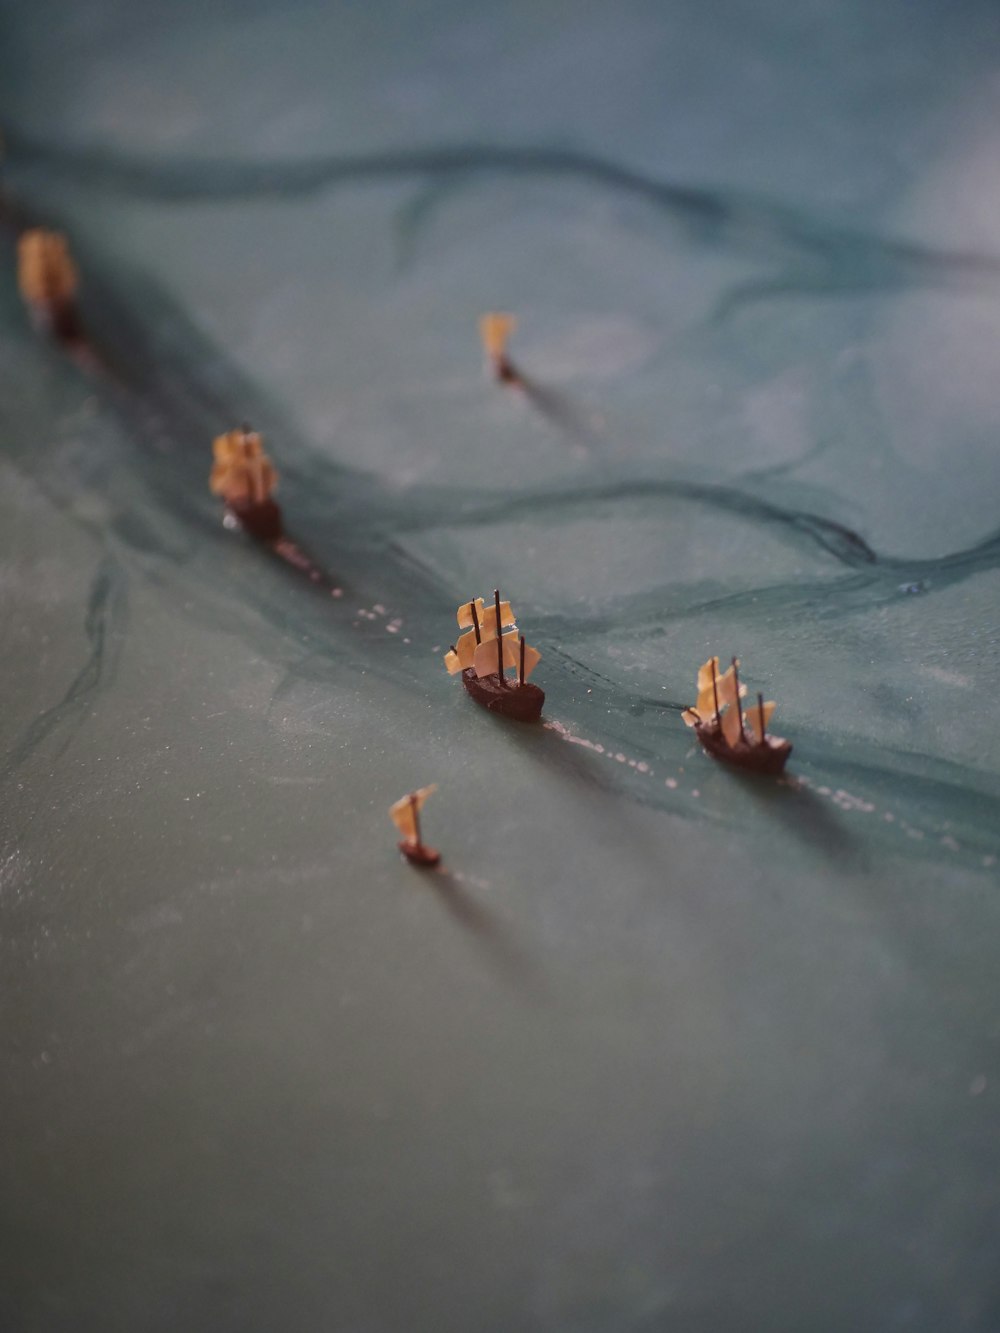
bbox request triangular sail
[443,629,478,675]
[389,784,437,843]
[747,699,776,744]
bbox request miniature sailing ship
[682,656,791,774]
[17,228,81,341]
[444,590,544,722]
[389,784,441,867]
[209,426,284,541]
[478,312,519,383]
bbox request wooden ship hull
[227,497,284,542]
[694,721,791,774]
[399,841,441,868]
[461,668,544,723]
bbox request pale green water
[2,2,1000,1330]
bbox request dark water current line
[2,172,999,865]
[6,129,1000,306]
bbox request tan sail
[18,229,78,307]
[746,699,776,744]
[472,632,541,682]
[697,656,721,696]
[473,630,520,678]
[389,784,437,844]
[210,428,278,505]
[477,599,515,638]
[479,312,516,361]
[457,598,487,631]
[720,702,744,747]
[689,658,745,724]
[443,629,479,675]
[519,641,541,682]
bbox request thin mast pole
[410,793,420,849]
[732,657,746,741]
[470,601,481,645]
[519,634,525,686]
[711,658,721,727]
[495,588,504,683]
[757,692,766,743]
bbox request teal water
[2,2,1000,1329]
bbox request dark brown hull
[28,297,82,344]
[695,721,792,774]
[228,498,284,542]
[461,668,544,722]
[399,841,441,868]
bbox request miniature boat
[17,228,81,342]
[444,590,544,722]
[389,784,441,867]
[478,312,520,384]
[682,656,791,774]
[209,426,283,540]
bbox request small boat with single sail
[682,656,791,774]
[444,589,544,722]
[479,312,520,384]
[389,784,441,867]
[17,228,82,343]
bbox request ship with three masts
[682,655,791,774]
[444,589,544,722]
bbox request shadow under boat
[422,868,549,1001]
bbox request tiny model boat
[682,656,791,774]
[17,228,81,342]
[389,784,441,867]
[444,590,544,723]
[478,312,520,384]
[209,425,284,541]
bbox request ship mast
[519,634,526,686]
[731,656,746,742]
[757,692,767,743]
[409,793,422,849]
[494,588,505,686]
[469,601,481,645]
[711,658,721,727]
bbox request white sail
[389,784,437,843]
[443,629,478,675]
[746,699,776,744]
